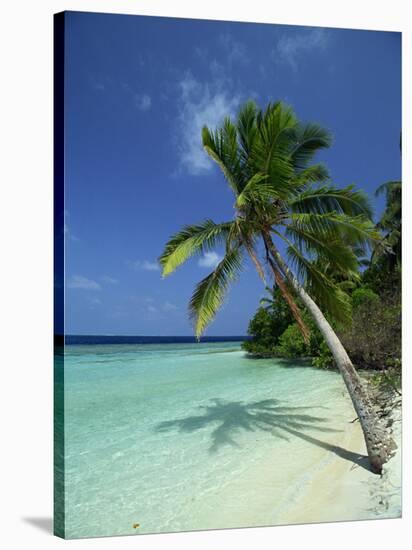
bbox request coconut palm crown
[159,100,377,339]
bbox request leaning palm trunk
[269,260,311,344]
[262,231,396,474]
[160,101,398,475]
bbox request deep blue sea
[65,335,249,345]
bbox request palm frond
[202,118,245,195]
[285,211,380,251]
[189,248,243,338]
[245,102,297,197]
[242,236,266,283]
[375,180,401,198]
[289,123,332,172]
[236,100,258,160]
[288,184,373,219]
[235,173,274,208]
[376,181,401,231]
[292,163,330,187]
[284,223,360,275]
[285,242,352,324]
[159,220,233,276]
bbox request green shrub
[351,287,379,308]
[242,288,294,355]
[311,340,334,369]
[277,324,308,357]
[242,340,277,357]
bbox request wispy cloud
[89,73,152,112]
[141,260,160,271]
[141,298,178,319]
[195,33,248,73]
[101,275,118,285]
[162,301,178,312]
[135,93,152,111]
[88,296,102,308]
[172,32,256,176]
[117,81,152,112]
[89,74,107,92]
[63,210,79,242]
[129,260,160,272]
[198,251,223,269]
[274,28,329,71]
[176,72,240,175]
[67,275,101,291]
[218,33,249,66]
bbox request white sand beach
[279,402,402,526]
[179,389,402,532]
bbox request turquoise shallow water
[60,341,360,538]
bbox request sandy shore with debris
[279,395,402,525]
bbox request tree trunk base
[367,434,397,475]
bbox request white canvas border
[0,1,410,548]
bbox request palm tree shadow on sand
[155,398,371,472]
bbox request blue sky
[63,12,401,336]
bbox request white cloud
[63,218,79,242]
[162,301,178,312]
[135,93,151,111]
[198,251,223,269]
[176,72,241,175]
[274,28,328,71]
[218,33,248,66]
[173,34,255,176]
[142,260,160,271]
[101,275,118,284]
[67,275,101,291]
[130,260,160,272]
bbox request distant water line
[65,335,250,345]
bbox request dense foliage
[242,288,323,359]
[243,166,401,390]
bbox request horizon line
[61,333,248,338]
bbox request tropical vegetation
[159,100,398,473]
[243,135,401,390]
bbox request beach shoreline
[189,377,402,533]
[63,345,402,537]
[278,389,402,526]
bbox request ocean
[56,338,373,538]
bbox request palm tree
[373,133,402,270]
[372,179,401,269]
[367,136,401,291]
[159,101,395,473]
[259,286,280,310]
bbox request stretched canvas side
[53,11,66,539]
